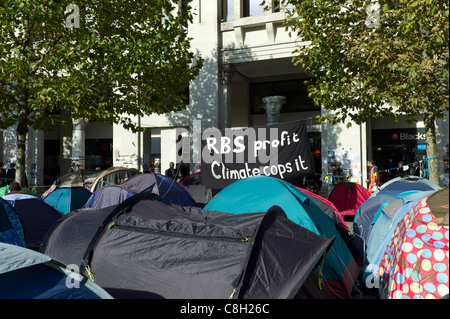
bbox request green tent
[0,185,39,197]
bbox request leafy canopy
[0,0,203,132]
[282,0,449,127]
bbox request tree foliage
[282,0,448,184]
[0,0,203,184]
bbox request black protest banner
[200,120,315,189]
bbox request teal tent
[43,186,92,215]
[205,176,360,299]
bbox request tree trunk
[15,88,29,188]
[423,109,440,186]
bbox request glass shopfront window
[85,139,113,170]
[372,128,427,182]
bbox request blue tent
[354,176,442,264]
[364,190,437,276]
[0,243,113,299]
[205,176,360,299]
[43,186,92,215]
[2,193,63,247]
[353,195,403,261]
[0,198,25,247]
[352,189,435,263]
[372,176,441,197]
[86,173,196,209]
[154,174,197,207]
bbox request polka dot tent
[378,197,449,299]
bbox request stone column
[72,118,88,170]
[219,63,235,129]
[263,96,286,125]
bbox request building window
[250,78,318,114]
[85,139,113,170]
[222,0,234,22]
[243,0,266,17]
[223,1,289,21]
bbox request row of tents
[1,168,448,299]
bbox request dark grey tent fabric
[42,193,334,299]
[85,173,196,209]
[41,205,118,267]
[238,206,334,299]
[85,185,135,210]
[118,173,159,194]
[91,206,263,299]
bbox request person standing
[101,158,112,169]
[177,161,189,179]
[410,162,421,176]
[332,163,343,186]
[165,162,176,179]
[176,171,184,183]
[0,162,7,187]
[146,163,156,174]
[367,160,380,195]
[6,163,16,186]
[395,161,406,178]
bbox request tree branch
[29,32,65,75]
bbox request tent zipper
[107,221,252,243]
[107,221,255,298]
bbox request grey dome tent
[41,192,334,299]
[85,173,196,209]
[371,176,441,197]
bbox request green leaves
[1,0,203,133]
[282,0,447,184]
[283,0,448,124]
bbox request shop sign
[373,128,426,145]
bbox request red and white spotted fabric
[378,197,449,299]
